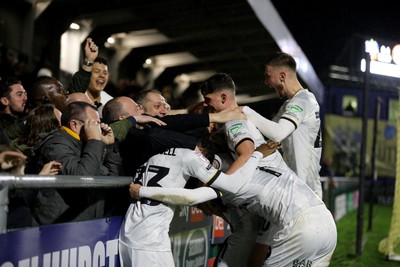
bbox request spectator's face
[141,92,168,117]
[73,107,101,137]
[120,97,142,116]
[0,83,27,115]
[88,62,109,94]
[47,81,69,112]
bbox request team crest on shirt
[228,123,242,134]
[287,105,303,113]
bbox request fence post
[0,185,9,233]
[329,179,335,216]
[356,54,370,256]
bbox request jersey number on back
[135,165,170,206]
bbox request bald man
[65,92,95,106]
[102,96,165,142]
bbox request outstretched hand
[255,141,282,157]
[210,109,246,123]
[133,115,167,127]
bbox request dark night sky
[271,0,400,78]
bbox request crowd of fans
[0,39,337,266]
[0,38,244,229]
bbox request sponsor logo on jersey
[292,259,312,267]
[287,105,303,113]
[232,132,246,139]
[228,123,242,134]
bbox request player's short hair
[265,51,297,72]
[200,73,236,95]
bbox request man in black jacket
[0,77,28,145]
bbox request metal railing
[0,175,391,233]
[0,174,132,233]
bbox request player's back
[222,167,323,227]
[119,148,192,251]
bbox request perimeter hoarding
[0,218,121,267]
[0,207,230,267]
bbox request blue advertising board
[0,218,122,267]
[0,209,230,267]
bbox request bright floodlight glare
[107,37,115,44]
[69,23,80,30]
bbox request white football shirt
[275,89,322,197]
[224,119,289,171]
[119,148,262,251]
[139,162,326,245]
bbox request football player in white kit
[131,145,337,267]
[200,73,294,266]
[241,51,323,199]
[118,139,278,267]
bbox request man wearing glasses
[33,101,122,222]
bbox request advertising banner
[0,218,122,267]
[170,206,211,234]
[170,227,211,267]
[0,208,230,267]
[379,120,400,260]
[323,114,397,178]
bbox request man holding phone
[33,101,122,222]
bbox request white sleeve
[243,106,295,142]
[138,151,263,205]
[139,186,219,205]
[204,151,263,193]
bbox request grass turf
[330,204,399,266]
